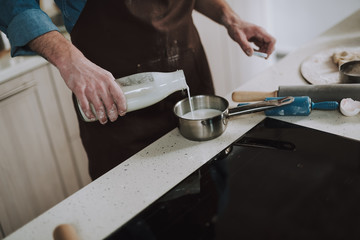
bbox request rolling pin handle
[53,224,79,240]
[311,101,339,110]
[232,90,277,102]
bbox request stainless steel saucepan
[173,95,293,141]
[340,60,360,83]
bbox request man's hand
[195,0,276,59]
[28,31,127,124]
[224,18,276,59]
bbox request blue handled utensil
[264,96,339,116]
[238,96,339,116]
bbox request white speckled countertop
[4,9,360,240]
[0,54,47,83]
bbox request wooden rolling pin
[53,224,80,240]
[232,84,360,103]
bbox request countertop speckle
[4,9,360,240]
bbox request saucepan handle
[228,96,294,117]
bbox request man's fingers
[87,95,107,124]
[80,86,109,124]
[232,30,253,56]
[250,30,276,58]
[100,92,119,123]
[78,93,120,124]
[77,93,96,121]
[109,83,127,116]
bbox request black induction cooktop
[105,118,360,240]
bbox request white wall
[269,0,360,56]
[193,0,274,96]
[194,0,360,96]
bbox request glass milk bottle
[78,70,188,122]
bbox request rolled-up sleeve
[0,0,59,57]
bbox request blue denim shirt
[0,0,86,57]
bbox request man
[0,0,276,179]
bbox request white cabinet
[0,64,90,237]
[48,65,91,186]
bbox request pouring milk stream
[78,70,197,122]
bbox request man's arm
[0,0,59,57]
[194,0,276,58]
[0,0,126,124]
[28,31,127,124]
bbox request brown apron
[70,0,214,180]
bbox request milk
[181,109,222,120]
[186,86,195,119]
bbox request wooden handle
[232,90,277,102]
[53,224,79,240]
